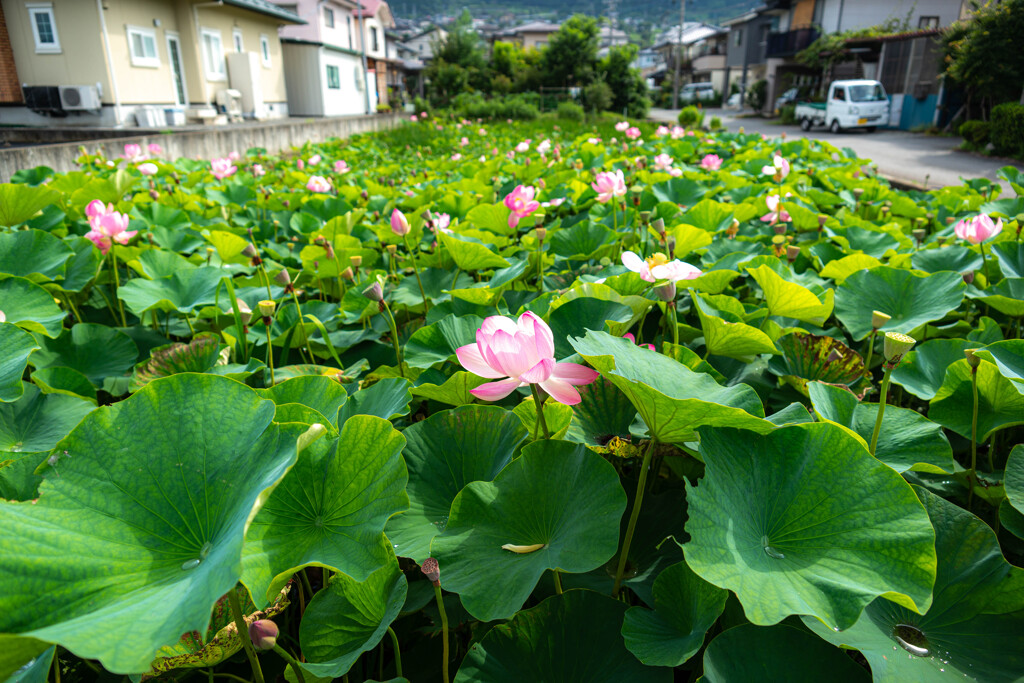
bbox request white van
[794,80,889,133]
[680,82,716,103]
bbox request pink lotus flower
[451,153,462,161]
[761,193,792,224]
[252,164,265,177]
[670,126,685,139]
[137,162,158,176]
[296,158,305,170]
[624,332,655,351]
[622,251,702,283]
[587,137,601,145]
[537,139,551,155]
[478,127,487,136]
[503,185,540,229]
[334,160,350,174]
[541,197,565,208]
[391,208,410,236]
[652,153,673,171]
[515,141,530,153]
[411,114,419,122]
[591,170,627,204]
[433,213,452,235]
[210,158,237,180]
[625,126,642,140]
[85,201,136,254]
[228,150,241,161]
[655,125,669,137]
[615,121,630,132]
[954,214,1002,244]
[762,154,790,181]
[147,143,162,156]
[308,154,322,166]
[306,175,331,193]
[0,310,5,323]
[669,168,683,177]
[460,136,469,146]
[456,312,599,405]
[122,143,145,162]
[700,154,723,171]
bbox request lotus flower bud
[654,282,677,302]
[362,280,384,302]
[350,255,363,268]
[273,269,291,286]
[236,299,252,326]
[241,243,259,258]
[871,311,891,329]
[964,348,981,368]
[257,300,276,318]
[340,266,354,281]
[535,227,547,241]
[962,270,975,284]
[391,208,410,236]
[421,557,441,586]
[651,217,666,236]
[883,332,915,366]
[248,619,278,651]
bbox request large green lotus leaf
[117,267,225,315]
[0,230,73,282]
[0,640,53,683]
[257,376,350,428]
[969,278,1024,316]
[769,331,865,390]
[929,359,1024,440]
[0,374,308,673]
[547,298,633,359]
[648,176,709,208]
[0,453,43,501]
[30,367,97,404]
[747,264,835,325]
[700,624,870,683]
[130,333,222,391]
[432,440,626,621]
[911,245,982,275]
[335,378,412,425]
[298,548,407,679]
[694,295,778,360]
[0,184,59,227]
[565,378,637,446]
[513,396,573,440]
[465,201,513,235]
[805,488,1024,683]
[891,339,982,400]
[404,314,483,369]
[807,381,954,473]
[455,590,670,683]
[410,370,487,405]
[0,384,94,453]
[819,253,884,285]
[1004,445,1024,517]
[52,237,100,294]
[241,416,407,603]
[684,423,936,630]
[131,249,197,279]
[549,221,617,259]
[439,232,510,270]
[835,267,965,340]
[30,323,138,388]
[0,276,65,338]
[569,331,772,443]
[992,241,1024,278]
[974,340,1024,392]
[386,405,527,562]
[0,324,38,403]
[622,560,728,667]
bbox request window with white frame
[259,34,271,67]
[324,7,334,28]
[346,16,353,48]
[127,26,160,67]
[201,28,226,80]
[370,27,379,52]
[27,3,60,54]
[233,28,243,52]
[326,64,340,89]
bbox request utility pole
[358,1,372,115]
[671,0,686,110]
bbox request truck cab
[794,79,889,133]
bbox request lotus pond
[2,115,1024,683]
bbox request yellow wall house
[0,0,302,127]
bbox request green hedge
[991,103,1024,156]
[958,120,991,147]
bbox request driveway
[649,107,1023,192]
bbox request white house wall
[322,50,367,116]
[818,0,965,33]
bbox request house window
[324,7,334,28]
[259,34,271,67]
[326,64,340,89]
[233,28,243,52]
[347,16,353,47]
[371,26,378,52]
[27,3,60,54]
[733,28,743,47]
[201,28,226,80]
[918,16,939,29]
[127,26,159,67]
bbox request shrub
[376,103,392,114]
[709,116,722,130]
[453,94,540,121]
[958,120,991,147]
[413,96,431,116]
[748,79,768,111]
[556,101,585,122]
[990,103,1024,157]
[779,104,797,125]
[582,80,614,113]
[678,105,704,127]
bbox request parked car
[725,92,742,109]
[794,80,889,133]
[680,82,716,103]
[774,86,805,111]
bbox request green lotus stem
[381,301,404,377]
[256,264,274,302]
[388,626,403,678]
[432,583,450,683]
[613,438,658,598]
[530,383,551,439]
[300,569,314,599]
[868,365,894,457]
[669,303,679,348]
[864,330,877,373]
[272,645,305,683]
[289,291,314,364]
[264,323,275,386]
[536,241,544,292]
[552,569,564,595]
[968,364,980,509]
[227,588,266,683]
[979,241,989,287]
[402,235,429,313]
[60,292,83,324]
[52,652,60,683]
[109,251,127,327]
[184,315,196,337]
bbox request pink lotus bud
[248,619,278,650]
[391,208,410,236]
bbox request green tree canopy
[541,15,600,88]
[941,0,1024,112]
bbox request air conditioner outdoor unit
[58,85,101,111]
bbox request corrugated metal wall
[281,42,324,116]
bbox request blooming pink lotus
[85,200,136,254]
[411,114,419,122]
[503,185,540,229]
[622,251,702,283]
[210,158,237,180]
[655,125,669,137]
[456,312,599,405]
[308,154,322,166]
[334,160,350,174]
[228,151,241,161]
[669,168,683,177]
[615,121,630,132]
[306,175,331,193]
[460,136,469,146]
[515,141,530,153]
[954,214,1002,244]
[624,332,655,352]
[451,153,462,161]
[652,153,673,171]
[537,139,551,155]
[0,310,5,323]
[587,137,601,145]
[391,208,410,236]
[252,164,265,177]
[433,213,453,235]
[148,143,162,156]
[762,154,790,181]
[670,126,685,139]
[625,126,642,140]
[761,193,792,224]
[137,162,158,176]
[122,143,146,162]
[592,170,627,204]
[700,154,723,171]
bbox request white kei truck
[794,80,890,133]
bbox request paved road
[650,107,1023,191]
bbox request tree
[598,44,650,118]
[425,12,489,106]
[541,15,600,88]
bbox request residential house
[653,23,727,94]
[354,0,396,110]
[1,0,302,126]
[493,21,560,51]
[596,25,629,58]
[404,25,447,61]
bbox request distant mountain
[389,0,756,25]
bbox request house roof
[355,0,395,27]
[511,21,561,34]
[654,23,724,49]
[408,25,447,41]
[224,0,304,23]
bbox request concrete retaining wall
[0,112,403,181]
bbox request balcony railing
[766,27,819,58]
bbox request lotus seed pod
[421,557,441,586]
[853,188,864,200]
[535,227,547,241]
[257,300,276,318]
[248,619,278,651]
[273,269,291,285]
[871,311,892,329]
[340,266,354,281]
[350,255,363,267]
[651,217,666,234]
[362,281,384,302]
[241,243,258,258]
[786,245,800,262]
[818,215,828,227]
[883,332,915,365]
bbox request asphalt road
[649,107,1023,191]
